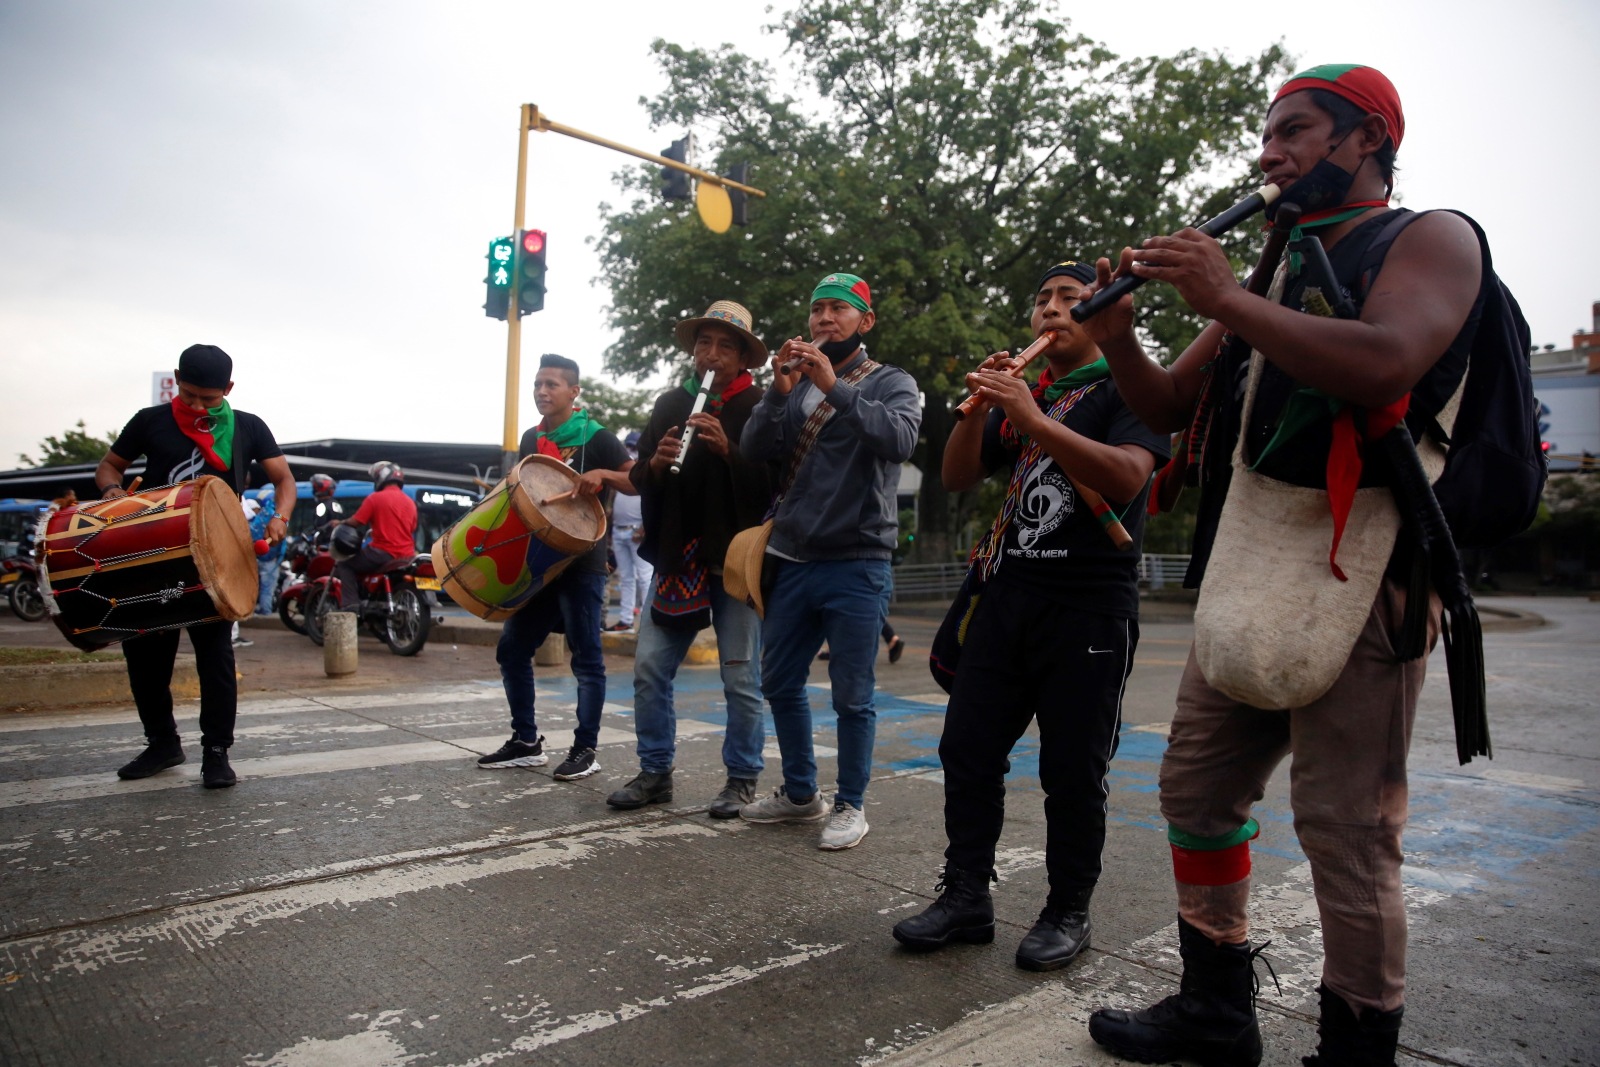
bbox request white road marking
[246,1010,426,1066]
[764,743,839,759]
[1475,768,1585,792]
[1125,721,1170,735]
[5,821,721,977]
[894,694,950,706]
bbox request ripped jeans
[630,573,765,778]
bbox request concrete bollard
[534,633,566,666]
[324,612,358,676]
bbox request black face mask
[817,332,862,363]
[1264,128,1362,220]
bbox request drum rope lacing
[435,479,561,591]
[47,481,223,637]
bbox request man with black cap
[605,301,772,815]
[94,344,296,788]
[892,261,1169,970]
[738,273,922,851]
[479,354,635,783]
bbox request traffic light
[725,163,749,226]
[517,228,547,315]
[484,236,514,320]
[661,136,692,201]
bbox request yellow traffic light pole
[499,104,767,478]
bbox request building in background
[1532,301,1600,471]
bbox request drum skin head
[511,455,606,545]
[189,476,259,622]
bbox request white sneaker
[739,785,829,823]
[818,799,869,850]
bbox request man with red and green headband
[1081,65,1494,1067]
[96,344,297,789]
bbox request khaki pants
[1159,580,1439,1012]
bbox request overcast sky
[2,0,1595,468]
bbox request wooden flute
[951,331,1057,422]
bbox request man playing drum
[95,344,296,789]
[479,354,636,783]
[737,274,921,850]
[605,301,772,816]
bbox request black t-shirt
[110,404,282,494]
[979,379,1170,619]
[517,424,630,574]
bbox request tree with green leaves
[596,0,1291,560]
[19,421,118,468]
[577,380,656,434]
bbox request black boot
[605,770,674,809]
[892,867,995,951]
[1088,917,1270,1067]
[117,739,185,780]
[1302,985,1403,1067]
[1015,885,1093,971]
[201,745,236,789]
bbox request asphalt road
[0,597,1594,1067]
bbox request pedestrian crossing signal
[484,236,514,320]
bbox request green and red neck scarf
[170,397,234,472]
[683,370,754,414]
[998,356,1110,451]
[531,408,605,461]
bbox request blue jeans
[632,574,764,778]
[256,555,280,614]
[497,568,607,749]
[760,558,892,807]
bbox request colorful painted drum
[38,476,258,651]
[432,455,606,621]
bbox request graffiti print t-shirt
[979,379,1170,619]
[110,404,283,493]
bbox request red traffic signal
[522,229,546,256]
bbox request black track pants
[123,621,238,748]
[939,578,1136,901]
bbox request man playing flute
[606,301,773,815]
[1081,66,1488,1067]
[892,260,1169,969]
[738,273,921,850]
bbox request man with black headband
[1081,66,1490,1067]
[480,354,635,784]
[892,260,1168,971]
[94,344,296,788]
[738,273,921,850]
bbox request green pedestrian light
[484,236,514,320]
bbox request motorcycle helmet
[310,473,336,501]
[329,523,363,562]
[369,461,404,490]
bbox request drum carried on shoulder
[37,476,259,651]
[433,455,606,621]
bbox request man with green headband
[1083,65,1499,1067]
[95,343,297,789]
[892,260,1168,970]
[480,353,636,783]
[738,271,921,851]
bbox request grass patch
[0,647,123,666]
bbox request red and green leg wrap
[1169,819,1259,945]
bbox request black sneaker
[117,741,185,780]
[201,745,237,789]
[553,745,600,781]
[477,736,548,769]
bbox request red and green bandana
[811,273,872,314]
[1273,63,1404,148]
[532,408,605,461]
[683,370,754,413]
[170,397,234,472]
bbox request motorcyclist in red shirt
[333,461,418,611]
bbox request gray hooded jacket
[740,347,922,561]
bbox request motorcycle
[1,555,46,622]
[276,525,337,636]
[300,542,436,657]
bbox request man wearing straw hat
[736,273,921,850]
[604,301,773,815]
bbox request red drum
[38,476,259,651]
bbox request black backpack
[1353,210,1546,549]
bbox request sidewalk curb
[0,655,199,712]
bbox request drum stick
[951,331,1057,422]
[126,477,142,493]
[670,366,717,475]
[540,489,578,506]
